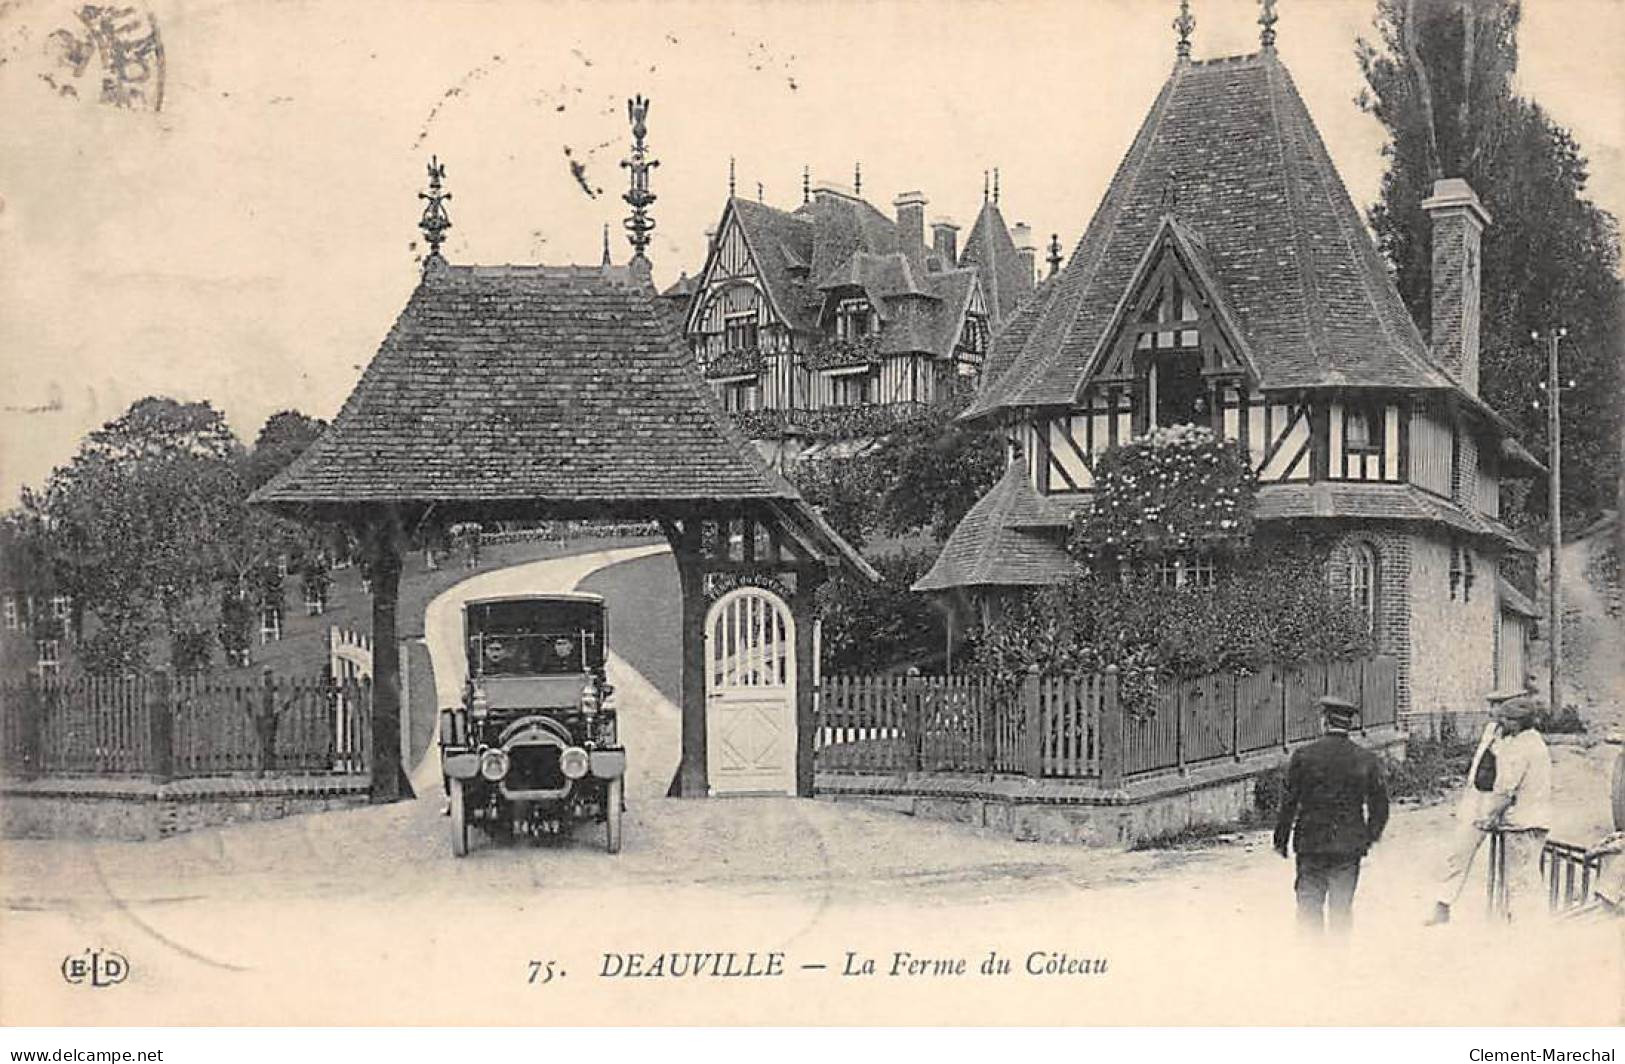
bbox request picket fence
[815,657,1399,787]
[0,673,371,780]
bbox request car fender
[443,751,481,780]
[590,749,626,779]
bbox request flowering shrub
[1069,425,1256,561]
[973,537,1376,717]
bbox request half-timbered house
[917,27,1543,721]
[673,180,1038,464]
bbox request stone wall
[818,727,1404,847]
[1,775,371,840]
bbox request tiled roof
[968,51,1464,421]
[1496,575,1539,618]
[729,198,819,332]
[923,473,1535,592]
[912,464,1075,592]
[959,201,1034,325]
[253,263,802,512]
[978,273,1059,401]
[1255,482,1533,551]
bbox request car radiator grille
[507,744,566,792]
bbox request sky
[1,0,1621,504]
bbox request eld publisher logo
[60,949,129,988]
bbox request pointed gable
[1087,214,1258,385]
[959,200,1033,326]
[968,52,1456,422]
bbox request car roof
[463,592,606,608]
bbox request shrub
[1069,425,1257,562]
[817,548,944,673]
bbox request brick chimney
[1012,222,1036,290]
[931,216,959,267]
[894,191,927,270]
[1420,178,1492,395]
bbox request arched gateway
[249,101,874,803]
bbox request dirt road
[3,548,1620,1026]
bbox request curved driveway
[411,542,677,800]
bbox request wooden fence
[816,656,1398,786]
[0,673,371,780]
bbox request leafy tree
[242,410,327,491]
[1357,0,1623,522]
[29,398,246,673]
[871,406,1004,543]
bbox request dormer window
[959,312,988,358]
[835,297,875,341]
[1134,273,1211,429]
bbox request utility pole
[1533,327,1570,714]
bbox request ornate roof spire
[853,161,862,196]
[983,170,989,203]
[1173,0,1195,61]
[1047,233,1063,278]
[621,94,658,272]
[993,168,1000,205]
[1258,0,1278,51]
[417,155,452,266]
[802,165,810,205]
[728,155,736,198]
[601,223,612,268]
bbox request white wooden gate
[705,586,796,795]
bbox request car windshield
[465,599,606,677]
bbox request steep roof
[728,198,819,332]
[253,263,799,514]
[959,200,1034,326]
[913,463,1075,592]
[969,51,1465,421]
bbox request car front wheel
[449,778,470,858]
[605,777,623,855]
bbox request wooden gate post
[1022,665,1042,779]
[146,671,173,783]
[1098,666,1123,790]
[366,515,407,802]
[792,575,824,798]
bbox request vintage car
[438,593,625,857]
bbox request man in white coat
[1425,709,1503,926]
[1477,695,1553,923]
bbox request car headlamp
[478,747,510,781]
[560,746,590,780]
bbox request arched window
[1349,543,1378,634]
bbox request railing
[0,673,371,780]
[815,656,1398,786]
[1485,832,1609,917]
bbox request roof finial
[621,94,658,271]
[1173,0,1195,61]
[1047,233,1063,278]
[802,165,810,205]
[993,168,1000,206]
[757,181,764,203]
[417,155,452,266]
[853,161,862,196]
[728,156,736,198]
[601,223,612,268]
[983,170,989,203]
[1258,0,1278,51]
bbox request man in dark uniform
[1273,695,1390,934]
